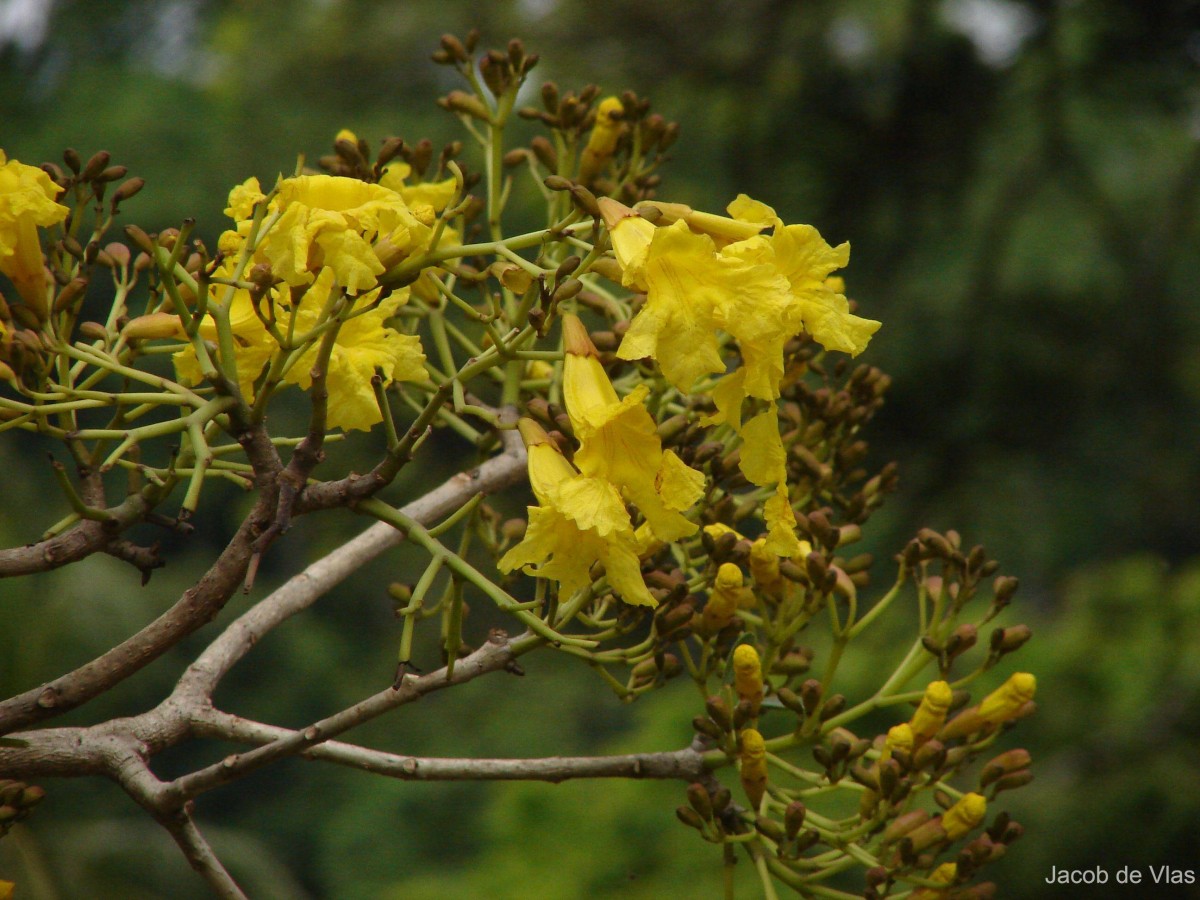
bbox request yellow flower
[600,195,879,404]
[941,792,987,840]
[172,262,278,400]
[910,680,953,743]
[283,268,427,432]
[173,265,425,431]
[499,419,656,607]
[262,174,433,294]
[377,162,460,302]
[0,150,70,317]
[739,728,769,811]
[562,315,704,542]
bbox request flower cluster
[601,195,880,557]
[499,314,705,606]
[171,160,458,430]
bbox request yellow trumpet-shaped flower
[599,195,879,404]
[498,419,655,607]
[941,792,987,841]
[739,728,769,811]
[172,261,278,400]
[910,680,954,744]
[0,151,69,318]
[173,262,426,431]
[283,268,427,432]
[262,174,433,294]
[732,643,764,715]
[562,315,704,542]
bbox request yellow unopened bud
[704,522,743,542]
[881,722,914,763]
[732,644,764,715]
[524,359,554,380]
[700,563,745,634]
[749,538,784,598]
[941,792,987,840]
[910,681,953,743]
[561,315,621,429]
[978,673,1036,726]
[911,862,958,899]
[682,208,765,242]
[579,96,624,182]
[335,128,359,145]
[517,418,576,504]
[597,198,653,288]
[121,312,184,342]
[738,728,768,811]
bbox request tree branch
[0,492,153,578]
[175,426,526,699]
[0,421,285,736]
[196,709,706,783]
[171,629,525,803]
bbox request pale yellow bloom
[173,263,425,431]
[283,268,427,432]
[0,150,69,315]
[263,174,433,294]
[562,315,704,542]
[499,420,656,607]
[601,194,879,405]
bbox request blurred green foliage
[2,0,1199,896]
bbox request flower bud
[978,673,1036,726]
[738,728,768,811]
[910,681,953,743]
[530,135,558,171]
[80,150,111,181]
[686,782,713,821]
[979,749,1032,789]
[942,792,987,840]
[121,312,184,342]
[732,644,764,716]
[675,806,707,831]
[883,809,930,844]
[989,624,1032,655]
